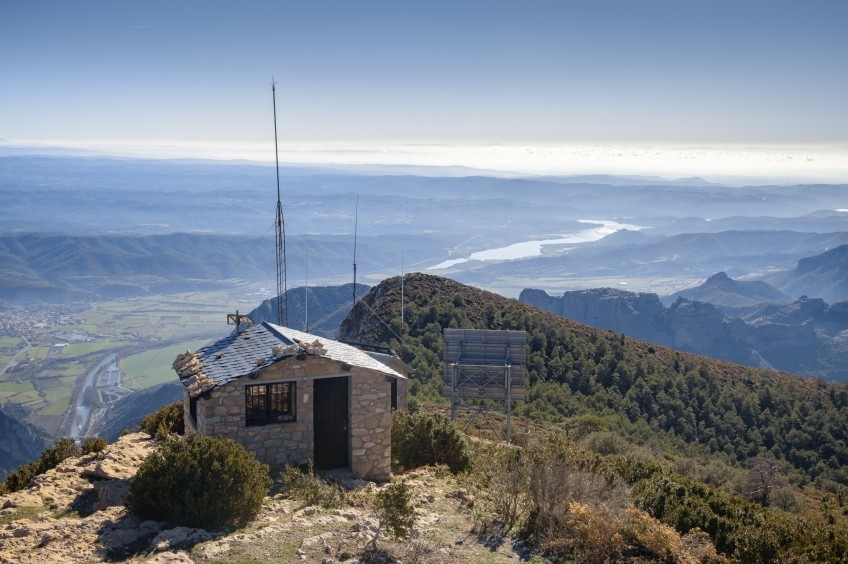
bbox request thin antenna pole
[352,194,359,314]
[304,250,309,333]
[272,78,288,326]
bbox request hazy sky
[2,0,847,179]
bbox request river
[66,353,115,438]
[428,219,642,270]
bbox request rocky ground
[0,433,530,563]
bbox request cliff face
[520,288,671,344]
[766,244,848,303]
[249,283,371,339]
[0,408,51,479]
[520,287,842,380]
[667,299,726,351]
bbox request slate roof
[177,321,405,395]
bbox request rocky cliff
[520,287,846,380]
[0,408,51,479]
[766,244,848,303]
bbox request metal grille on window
[246,382,295,426]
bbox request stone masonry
[184,354,394,481]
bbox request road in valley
[0,335,31,377]
[66,353,115,438]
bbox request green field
[0,355,14,375]
[2,290,258,425]
[26,347,49,361]
[0,336,22,349]
[38,395,70,416]
[64,342,119,357]
[120,338,212,389]
[0,380,36,394]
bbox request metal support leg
[451,364,457,422]
[505,366,512,442]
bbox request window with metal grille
[245,382,296,426]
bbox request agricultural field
[0,289,261,435]
[120,338,214,389]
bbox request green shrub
[368,479,416,550]
[125,434,271,528]
[139,401,184,439]
[2,437,80,493]
[280,460,345,508]
[522,435,630,553]
[391,411,471,473]
[80,436,108,455]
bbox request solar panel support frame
[442,328,527,443]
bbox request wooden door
[313,377,349,470]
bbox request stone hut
[173,321,409,480]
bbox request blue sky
[1,1,847,179]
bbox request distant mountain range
[521,273,848,380]
[247,283,370,338]
[0,232,400,304]
[764,244,848,304]
[462,230,848,293]
[665,272,792,312]
[3,155,848,303]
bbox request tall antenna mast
[400,251,404,345]
[352,194,359,314]
[304,250,309,333]
[272,78,288,326]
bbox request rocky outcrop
[766,244,848,303]
[667,299,726,351]
[0,436,527,563]
[520,287,670,344]
[0,433,168,563]
[521,287,844,380]
[667,271,791,310]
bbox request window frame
[245,381,296,427]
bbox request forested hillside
[340,273,848,488]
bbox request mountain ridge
[666,271,791,309]
[520,285,848,380]
[341,273,848,485]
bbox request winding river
[429,219,642,270]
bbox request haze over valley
[0,151,846,455]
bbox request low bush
[280,460,345,508]
[139,401,184,439]
[631,471,848,561]
[125,434,271,528]
[391,411,471,473]
[80,436,108,455]
[369,479,416,550]
[469,434,722,562]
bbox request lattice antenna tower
[351,194,359,318]
[272,79,288,326]
[400,252,404,345]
